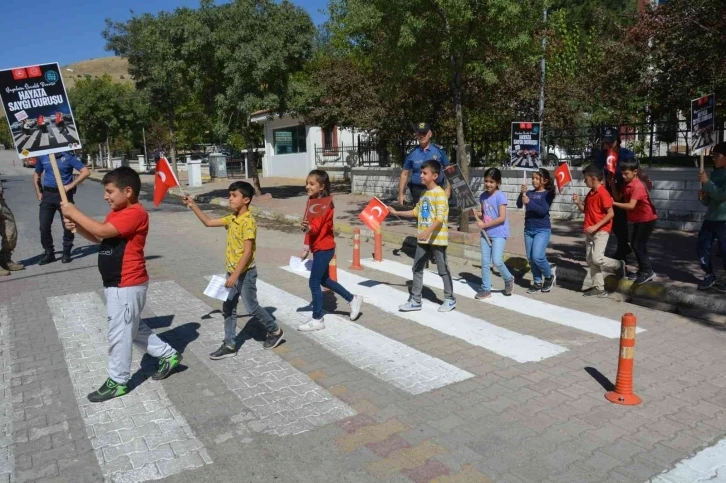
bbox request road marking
[21,131,39,151]
[252,278,474,394]
[47,292,211,482]
[145,281,355,436]
[282,266,567,363]
[0,306,14,481]
[39,133,49,147]
[52,126,68,143]
[650,438,726,482]
[360,258,643,339]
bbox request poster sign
[442,164,478,211]
[511,122,542,171]
[691,94,715,155]
[0,63,81,158]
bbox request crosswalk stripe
[47,292,211,481]
[39,133,49,147]
[52,126,68,143]
[282,266,567,363]
[0,306,14,480]
[145,281,356,436]
[21,131,39,151]
[251,278,474,395]
[360,258,643,339]
[650,437,726,482]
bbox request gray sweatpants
[223,267,278,347]
[105,284,176,385]
[410,244,454,304]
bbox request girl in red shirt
[298,170,363,331]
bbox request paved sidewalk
[88,170,726,320]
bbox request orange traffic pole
[373,226,383,262]
[350,228,363,270]
[605,313,641,406]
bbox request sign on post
[0,63,81,158]
[442,164,478,211]
[691,94,715,155]
[511,122,542,171]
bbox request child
[572,164,627,297]
[389,160,456,312]
[473,167,514,299]
[60,167,182,402]
[297,170,363,331]
[696,142,726,290]
[517,168,556,294]
[182,182,284,357]
[612,159,658,284]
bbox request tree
[0,117,12,150]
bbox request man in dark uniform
[0,182,24,275]
[398,123,451,206]
[33,151,90,264]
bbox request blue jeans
[310,249,354,319]
[697,220,726,275]
[524,228,552,283]
[223,267,278,347]
[480,237,513,291]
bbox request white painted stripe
[252,278,474,394]
[0,306,14,480]
[650,438,726,482]
[21,131,39,150]
[47,292,211,482]
[52,126,68,143]
[361,258,643,338]
[282,266,567,363]
[145,281,355,436]
[39,133,49,147]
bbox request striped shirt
[412,185,449,246]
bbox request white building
[250,110,364,179]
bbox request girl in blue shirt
[517,168,556,294]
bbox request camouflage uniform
[0,182,24,275]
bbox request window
[322,126,338,154]
[273,125,306,155]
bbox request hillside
[60,56,131,89]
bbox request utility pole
[539,7,548,122]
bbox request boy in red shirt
[613,159,658,284]
[61,167,182,402]
[572,164,627,297]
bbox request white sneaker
[349,295,363,321]
[297,317,325,332]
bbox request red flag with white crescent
[605,149,619,175]
[153,157,180,206]
[554,163,572,193]
[304,196,332,220]
[358,197,390,231]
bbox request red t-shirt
[98,203,149,287]
[622,178,657,223]
[584,184,614,233]
[304,205,336,253]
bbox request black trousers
[39,190,75,253]
[630,220,655,274]
[612,207,631,257]
[408,183,427,205]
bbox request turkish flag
[605,148,619,174]
[358,197,389,231]
[554,163,572,193]
[304,196,332,220]
[26,66,42,78]
[153,156,180,206]
[11,68,27,80]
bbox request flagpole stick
[472,210,492,246]
[49,153,77,234]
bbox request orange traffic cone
[605,313,641,406]
[350,228,363,270]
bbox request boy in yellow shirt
[389,160,456,312]
[183,182,283,358]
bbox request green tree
[0,117,12,150]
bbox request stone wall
[351,166,705,231]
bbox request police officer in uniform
[0,182,24,276]
[33,151,90,264]
[397,123,452,206]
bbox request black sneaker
[583,287,607,297]
[527,283,542,294]
[210,344,237,360]
[635,271,655,284]
[38,251,56,265]
[61,251,72,264]
[152,352,183,380]
[87,378,128,403]
[541,274,556,293]
[263,329,284,349]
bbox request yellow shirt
[412,185,449,246]
[221,211,257,273]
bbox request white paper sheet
[203,274,231,301]
[289,256,311,272]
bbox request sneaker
[438,298,456,312]
[542,274,556,293]
[714,281,726,293]
[619,260,628,279]
[398,300,422,312]
[38,251,56,266]
[597,290,611,299]
[475,290,491,300]
[297,318,325,332]
[635,271,655,285]
[626,272,637,281]
[527,283,543,294]
[504,278,514,296]
[87,378,128,403]
[209,343,237,360]
[263,329,284,349]
[61,251,72,264]
[152,352,182,380]
[349,295,363,321]
[583,287,607,297]
[699,274,717,290]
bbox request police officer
[33,151,90,264]
[0,182,24,276]
[397,123,452,206]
